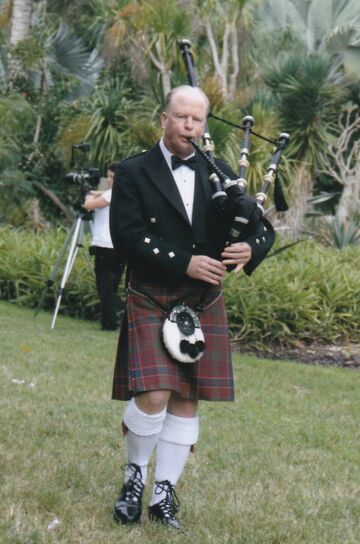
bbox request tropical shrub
[0,225,125,322]
[309,216,360,248]
[1,226,359,345]
[223,239,360,346]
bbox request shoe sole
[113,509,142,524]
[148,512,180,530]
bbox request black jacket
[110,142,274,284]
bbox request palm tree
[84,75,137,168]
[265,52,347,238]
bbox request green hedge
[1,225,359,345]
[223,241,360,345]
[0,225,123,322]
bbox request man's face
[161,90,207,158]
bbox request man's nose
[184,116,194,129]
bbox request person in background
[83,163,125,331]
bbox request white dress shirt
[159,138,195,224]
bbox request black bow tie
[171,155,197,171]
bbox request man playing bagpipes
[109,85,274,529]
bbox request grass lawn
[0,300,359,544]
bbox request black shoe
[148,480,181,530]
[113,463,145,524]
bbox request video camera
[65,142,101,216]
[65,168,101,190]
[64,142,101,192]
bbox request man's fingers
[206,261,226,275]
[221,242,252,268]
[199,256,226,273]
[221,248,249,258]
[233,264,244,273]
[186,255,226,284]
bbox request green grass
[0,301,359,544]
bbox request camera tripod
[35,209,93,329]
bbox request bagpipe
[179,39,289,268]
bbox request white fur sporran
[162,303,205,363]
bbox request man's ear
[160,111,167,129]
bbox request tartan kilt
[112,275,234,402]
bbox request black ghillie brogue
[113,463,145,524]
[148,480,181,530]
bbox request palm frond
[323,24,359,53]
[256,0,360,73]
[343,46,360,74]
[333,0,360,27]
[47,22,103,98]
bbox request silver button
[168,252,175,258]
[153,248,160,255]
[144,237,150,244]
[256,238,260,244]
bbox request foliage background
[1,226,359,345]
[1,0,360,341]
[1,0,360,232]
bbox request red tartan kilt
[112,276,234,402]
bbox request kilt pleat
[112,276,234,402]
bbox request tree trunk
[205,19,228,99]
[8,0,33,84]
[336,177,360,223]
[10,0,33,45]
[325,110,360,223]
[147,42,171,100]
[160,69,171,98]
[286,162,313,240]
[228,22,239,102]
[32,181,74,224]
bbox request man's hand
[186,255,226,285]
[221,242,252,273]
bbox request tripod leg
[34,223,77,317]
[82,221,96,278]
[51,218,83,329]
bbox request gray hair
[164,85,210,113]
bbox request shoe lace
[154,480,180,517]
[122,463,144,502]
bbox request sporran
[162,303,205,363]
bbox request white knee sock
[123,397,166,484]
[150,413,199,505]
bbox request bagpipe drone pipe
[179,39,290,270]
